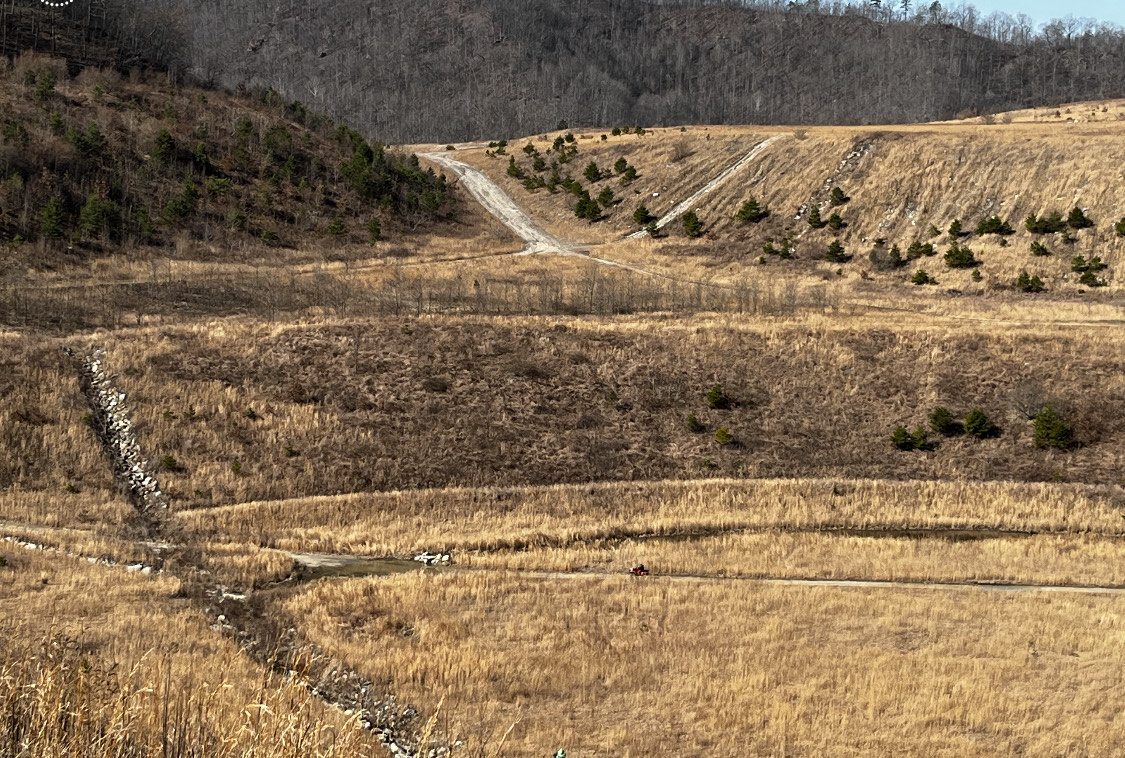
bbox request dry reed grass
[183,477,1125,557]
[0,549,378,757]
[463,530,1125,587]
[288,570,1125,756]
[0,334,123,528]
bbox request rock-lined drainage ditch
[65,347,446,758]
[68,347,168,520]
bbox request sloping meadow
[94,311,1125,510]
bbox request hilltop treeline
[186,0,1125,141]
[7,0,1125,142]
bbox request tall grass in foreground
[0,628,377,758]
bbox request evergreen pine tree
[735,198,768,223]
[40,197,63,240]
[682,210,703,238]
[1067,206,1094,229]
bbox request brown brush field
[79,309,1125,509]
[286,571,1125,756]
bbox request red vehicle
[629,564,650,576]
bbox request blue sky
[966,1,1125,26]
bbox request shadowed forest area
[6,0,1125,141]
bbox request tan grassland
[0,335,123,529]
[0,549,377,757]
[462,531,1125,588]
[287,571,1125,756]
[182,478,1125,557]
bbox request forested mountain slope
[184,0,1125,142]
[7,0,1125,144]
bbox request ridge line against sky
[944,0,1125,26]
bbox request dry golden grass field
[7,88,1125,756]
[287,571,1125,756]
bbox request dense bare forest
[5,0,1125,141]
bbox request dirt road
[421,152,576,254]
[284,550,1125,597]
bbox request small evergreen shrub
[971,269,983,282]
[943,243,978,268]
[1026,212,1067,234]
[633,205,654,225]
[929,407,959,435]
[506,157,525,179]
[891,425,914,450]
[1030,240,1050,256]
[892,425,929,451]
[911,269,936,285]
[807,206,825,229]
[683,211,703,238]
[614,157,629,174]
[152,129,177,163]
[907,241,935,258]
[161,454,178,471]
[868,241,904,270]
[706,384,730,410]
[926,224,941,239]
[687,413,705,433]
[1067,206,1094,229]
[583,161,603,183]
[327,215,346,238]
[1078,269,1106,287]
[964,408,998,438]
[827,212,845,230]
[574,191,600,222]
[948,218,963,238]
[596,187,615,208]
[1034,406,1073,449]
[975,216,1014,235]
[645,221,659,238]
[1115,217,1125,237]
[1016,270,1045,293]
[735,198,769,223]
[825,240,848,263]
[366,217,381,243]
[620,166,637,185]
[714,427,735,445]
[829,186,849,206]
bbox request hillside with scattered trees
[0,53,456,273]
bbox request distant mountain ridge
[7,0,1125,142]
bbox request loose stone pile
[68,347,167,515]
